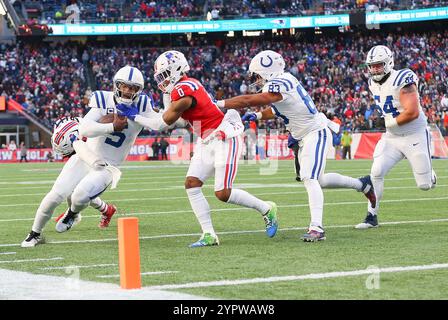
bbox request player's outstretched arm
[387,84,420,127]
[79,108,115,138]
[246,107,276,121]
[133,96,193,130]
[217,92,283,109]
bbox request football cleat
[301,226,326,242]
[355,212,379,229]
[21,231,44,248]
[189,233,219,248]
[263,201,278,238]
[98,204,117,229]
[55,209,81,233]
[359,175,376,208]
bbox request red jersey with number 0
[170,76,224,138]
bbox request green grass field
[0,159,447,299]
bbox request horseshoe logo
[260,55,273,67]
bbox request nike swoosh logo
[412,143,419,146]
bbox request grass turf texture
[0,159,447,299]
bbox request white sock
[319,173,363,191]
[227,189,271,215]
[186,187,215,235]
[368,177,384,216]
[31,191,64,234]
[90,197,108,213]
[303,179,324,228]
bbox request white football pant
[31,154,113,233]
[368,128,434,215]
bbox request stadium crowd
[25,0,448,24]
[1,30,447,135]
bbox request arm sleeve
[78,108,114,138]
[262,81,286,102]
[134,113,169,131]
[170,83,197,102]
[395,69,418,91]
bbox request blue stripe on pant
[311,130,322,179]
[316,129,327,179]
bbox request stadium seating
[19,1,448,24]
[2,29,446,135]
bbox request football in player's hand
[99,114,115,123]
[98,113,126,123]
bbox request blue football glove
[287,133,299,149]
[242,113,258,122]
[116,103,138,121]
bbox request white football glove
[384,114,398,128]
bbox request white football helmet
[51,117,81,157]
[366,45,394,82]
[248,50,285,90]
[154,50,190,94]
[113,66,144,105]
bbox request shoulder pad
[392,69,417,88]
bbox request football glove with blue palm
[242,112,260,122]
[116,103,139,121]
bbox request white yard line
[1,168,438,182]
[1,217,447,248]
[145,263,448,290]
[0,268,207,300]
[1,196,447,219]
[0,175,447,189]
[1,190,447,209]
[2,183,448,199]
[40,263,117,270]
[96,271,179,278]
[0,252,16,255]
[0,257,63,264]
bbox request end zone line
[145,263,448,290]
[1,217,447,248]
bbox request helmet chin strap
[372,71,391,84]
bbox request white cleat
[55,210,81,233]
[21,231,44,248]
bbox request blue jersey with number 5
[86,90,156,165]
[262,72,324,140]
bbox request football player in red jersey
[117,50,278,247]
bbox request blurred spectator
[46,151,55,162]
[151,138,160,160]
[19,142,28,162]
[8,140,17,151]
[159,137,170,160]
[341,130,353,160]
[65,0,81,24]
[333,130,342,159]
